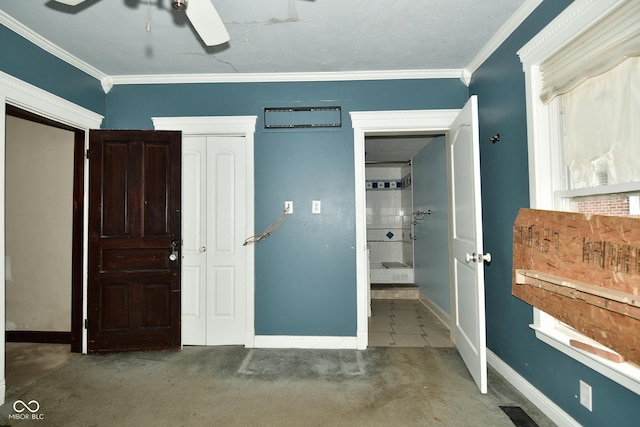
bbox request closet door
[181,135,247,345]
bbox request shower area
[366,162,415,284]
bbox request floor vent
[499,406,539,427]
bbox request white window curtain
[563,57,640,189]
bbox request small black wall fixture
[490,133,501,143]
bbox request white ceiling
[365,135,435,165]
[0,0,526,77]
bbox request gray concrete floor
[1,344,555,426]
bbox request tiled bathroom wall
[366,165,413,266]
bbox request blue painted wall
[104,80,468,335]
[412,136,450,314]
[0,25,105,115]
[470,1,640,425]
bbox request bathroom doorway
[365,133,452,347]
[365,135,428,288]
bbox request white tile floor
[368,299,454,348]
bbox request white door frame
[0,71,104,405]
[152,116,257,347]
[351,109,460,349]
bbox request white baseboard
[487,350,579,427]
[244,331,256,349]
[253,335,359,349]
[419,291,451,330]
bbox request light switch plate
[312,200,321,214]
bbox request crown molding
[107,69,463,86]
[517,0,625,68]
[0,71,103,129]
[0,10,108,83]
[465,0,543,78]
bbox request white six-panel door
[182,135,247,345]
[448,96,488,393]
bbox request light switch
[312,200,321,214]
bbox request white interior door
[182,136,208,344]
[448,95,488,393]
[182,135,247,345]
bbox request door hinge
[86,149,91,159]
[84,319,88,329]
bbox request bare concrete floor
[1,345,554,426]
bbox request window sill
[530,320,640,395]
[556,181,640,198]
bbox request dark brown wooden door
[88,130,181,353]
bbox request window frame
[518,0,640,395]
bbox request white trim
[350,109,459,131]
[518,0,627,69]
[152,115,257,348]
[0,71,103,406]
[487,350,580,427]
[556,181,640,198]
[465,0,544,77]
[518,0,640,397]
[350,109,459,351]
[531,324,640,396]
[0,10,108,84]
[110,69,462,85]
[0,72,103,129]
[253,335,358,349]
[152,116,258,136]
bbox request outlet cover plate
[579,380,592,411]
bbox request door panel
[181,136,208,344]
[448,96,488,393]
[88,130,181,353]
[181,135,247,346]
[207,137,246,345]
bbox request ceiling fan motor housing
[172,0,187,11]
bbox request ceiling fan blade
[185,0,230,46]
[53,0,87,5]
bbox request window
[518,0,640,395]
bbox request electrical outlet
[579,380,592,411]
[284,201,293,214]
[312,200,321,214]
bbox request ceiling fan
[53,0,230,46]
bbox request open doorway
[364,133,452,348]
[4,105,85,394]
[352,99,489,393]
[365,135,422,288]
